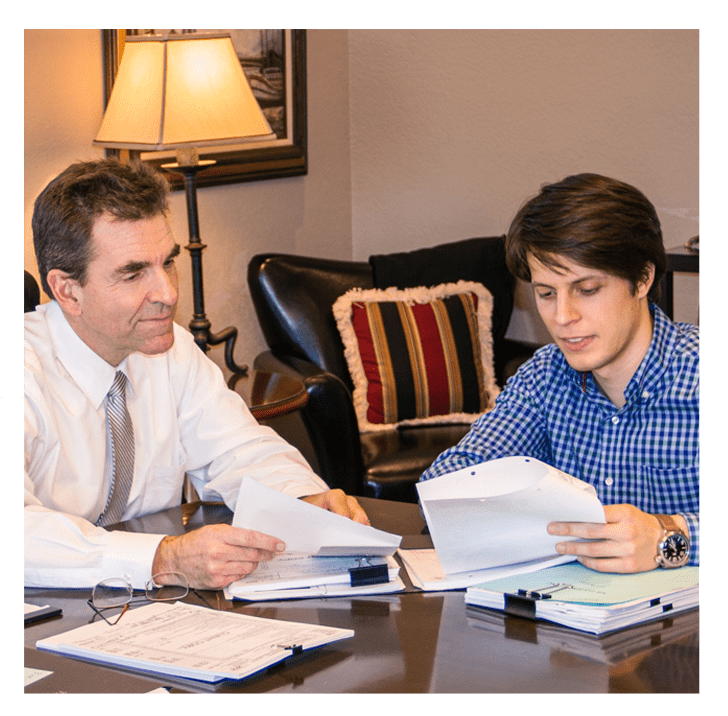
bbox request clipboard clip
[504,583,573,620]
[349,558,389,587]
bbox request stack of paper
[36,601,354,685]
[225,478,404,600]
[226,554,403,600]
[465,562,699,634]
[465,600,699,665]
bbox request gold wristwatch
[654,514,690,568]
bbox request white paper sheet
[233,477,402,556]
[416,456,605,575]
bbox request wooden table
[24,498,698,693]
[226,369,308,420]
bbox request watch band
[655,514,683,535]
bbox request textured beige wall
[25,29,699,368]
[348,29,699,341]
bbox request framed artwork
[101,29,307,189]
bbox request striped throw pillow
[333,281,499,432]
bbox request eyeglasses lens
[145,572,189,601]
[92,577,133,609]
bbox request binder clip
[349,559,389,587]
[277,644,303,656]
[504,583,573,620]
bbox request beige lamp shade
[94,33,275,150]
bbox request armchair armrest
[253,350,365,496]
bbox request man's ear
[46,269,83,315]
[637,262,656,300]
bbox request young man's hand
[547,504,686,573]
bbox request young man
[25,159,368,590]
[420,173,698,573]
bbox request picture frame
[101,29,307,189]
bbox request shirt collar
[45,301,132,409]
[623,302,674,402]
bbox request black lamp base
[163,160,247,375]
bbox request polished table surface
[24,498,698,693]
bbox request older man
[25,158,367,590]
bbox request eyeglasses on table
[87,572,189,625]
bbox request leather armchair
[247,236,536,502]
[25,270,40,312]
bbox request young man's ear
[46,270,83,315]
[637,262,656,299]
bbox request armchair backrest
[248,254,373,387]
[369,236,514,349]
[248,236,515,390]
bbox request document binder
[466,563,699,634]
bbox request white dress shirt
[25,301,327,588]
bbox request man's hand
[547,504,668,573]
[151,524,285,590]
[301,489,370,526]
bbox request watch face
[663,533,689,565]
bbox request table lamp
[94,32,277,374]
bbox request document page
[416,456,605,575]
[233,477,402,556]
[37,601,354,683]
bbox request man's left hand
[547,503,666,573]
[301,489,370,526]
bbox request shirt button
[605,477,614,486]
[611,416,620,425]
[642,390,650,399]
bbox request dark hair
[32,158,170,299]
[505,173,666,302]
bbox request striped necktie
[97,371,135,527]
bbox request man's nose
[554,293,578,324]
[149,266,178,306]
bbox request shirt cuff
[101,531,167,589]
[680,511,699,566]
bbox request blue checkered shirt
[420,304,700,565]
